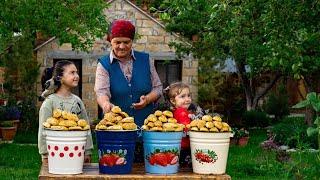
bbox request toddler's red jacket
[173,107,191,149]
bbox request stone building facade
[35,0,198,120]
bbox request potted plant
[235,128,249,146]
[0,120,16,142]
[5,105,21,129]
[237,128,249,146]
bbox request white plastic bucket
[45,130,88,174]
[189,132,232,174]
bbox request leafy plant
[293,92,320,154]
[232,127,249,138]
[5,106,21,120]
[263,84,289,121]
[0,121,14,127]
[271,117,317,149]
[242,110,271,128]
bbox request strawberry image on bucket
[99,149,127,167]
[146,148,179,167]
[194,149,218,164]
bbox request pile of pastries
[95,106,137,130]
[187,115,231,132]
[142,110,184,132]
[43,109,90,131]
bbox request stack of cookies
[95,106,137,131]
[187,115,231,132]
[42,109,89,131]
[142,110,184,132]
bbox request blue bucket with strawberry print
[96,130,137,174]
[143,131,183,174]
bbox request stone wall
[36,0,198,120]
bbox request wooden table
[39,163,231,179]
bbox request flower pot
[189,132,232,174]
[45,130,88,174]
[143,131,183,174]
[96,130,137,174]
[0,126,17,141]
[12,120,20,129]
[238,137,249,147]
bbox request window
[53,59,82,98]
[155,60,182,88]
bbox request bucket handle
[137,126,143,137]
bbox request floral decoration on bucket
[99,149,127,167]
[146,148,179,167]
[194,149,218,164]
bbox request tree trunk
[236,61,282,111]
[236,62,254,111]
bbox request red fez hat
[107,20,135,42]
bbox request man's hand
[133,95,149,109]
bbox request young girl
[38,60,93,164]
[164,82,204,167]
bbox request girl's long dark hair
[40,60,74,99]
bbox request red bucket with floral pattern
[45,130,88,174]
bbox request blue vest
[99,51,153,126]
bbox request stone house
[34,0,198,120]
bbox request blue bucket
[96,130,137,174]
[143,131,183,174]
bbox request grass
[0,130,319,179]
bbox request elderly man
[94,19,162,127]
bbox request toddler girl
[38,60,93,164]
[164,82,204,167]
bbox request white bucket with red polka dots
[45,130,88,174]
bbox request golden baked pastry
[142,110,183,132]
[202,115,213,122]
[168,118,177,123]
[96,124,108,130]
[158,115,167,123]
[43,122,51,128]
[212,115,222,122]
[122,123,137,130]
[205,121,214,128]
[69,126,83,130]
[213,121,223,129]
[154,110,162,116]
[107,125,123,130]
[209,127,219,132]
[52,109,62,118]
[59,120,77,127]
[104,112,115,122]
[51,126,68,131]
[196,120,206,129]
[121,117,134,123]
[150,126,163,131]
[154,121,162,127]
[78,119,88,127]
[119,111,129,118]
[200,127,209,132]
[47,117,59,126]
[163,110,173,118]
[111,106,122,114]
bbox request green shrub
[263,85,289,121]
[242,110,271,128]
[271,117,317,149]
